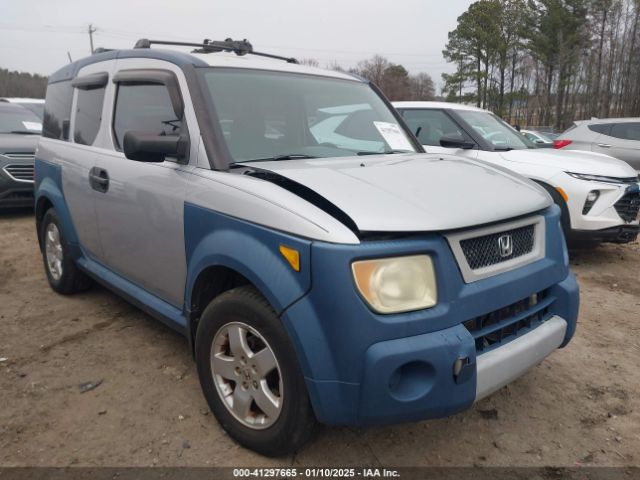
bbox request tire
[40,208,92,294]
[195,286,317,456]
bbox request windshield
[201,69,418,163]
[457,110,535,150]
[0,105,43,134]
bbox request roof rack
[133,38,298,64]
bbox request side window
[74,86,106,146]
[113,83,182,150]
[610,123,640,141]
[43,81,73,140]
[400,109,467,146]
[588,123,612,135]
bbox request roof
[575,117,640,125]
[392,101,485,112]
[48,47,359,84]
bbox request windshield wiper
[493,146,514,151]
[357,150,410,156]
[4,130,41,135]
[242,154,318,163]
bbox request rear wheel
[195,286,317,456]
[40,208,92,294]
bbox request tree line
[0,68,48,98]
[301,56,436,102]
[442,0,640,130]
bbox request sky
[0,0,474,91]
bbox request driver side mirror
[439,135,475,150]
[123,131,189,163]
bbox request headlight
[566,172,638,183]
[351,255,437,314]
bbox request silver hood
[242,153,552,232]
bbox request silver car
[555,118,640,171]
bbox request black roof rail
[133,38,298,64]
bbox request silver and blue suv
[35,38,579,456]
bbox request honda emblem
[498,235,513,257]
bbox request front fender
[184,203,312,315]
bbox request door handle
[89,167,110,193]
[597,143,612,148]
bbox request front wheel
[195,286,317,456]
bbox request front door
[398,108,478,158]
[92,61,194,307]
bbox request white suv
[394,101,640,244]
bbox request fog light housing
[582,190,600,214]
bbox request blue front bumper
[281,206,579,426]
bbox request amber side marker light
[279,245,300,272]
[556,187,569,202]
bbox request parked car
[0,102,41,208]
[0,98,45,119]
[554,118,640,172]
[521,129,555,148]
[393,101,640,244]
[36,39,579,456]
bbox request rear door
[62,62,112,258]
[587,123,614,156]
[607,123,640,170]
[91,59,198,307]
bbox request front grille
[463,290,554,354]
[3,164,35,182]
[460,224,535,270]
[2,152,36,160]
[614,190,640,223]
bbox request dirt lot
[0,209,639,467]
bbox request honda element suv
[36,39,579,456]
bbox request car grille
[3,164,35,182]
[2,152,36,161]
[614,190,640,223]
[459,224,535,270]
[463,290,554,354]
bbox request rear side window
[400,109,468,146]
[610,123,640,141]
[43,81,73,140]
[112,84,182,149]
[588,123,612,135]
[74,87,106,146]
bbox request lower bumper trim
[475,315,567,401]
[569,225,639,244]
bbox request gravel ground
[0,209,639,467]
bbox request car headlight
[351,255,437,314]
[566,172,639,183]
